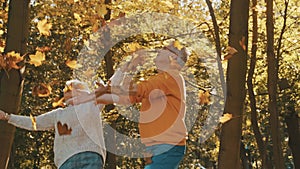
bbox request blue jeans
[60,151,103,169]
[144,144,186,169]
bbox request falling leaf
[83,67,95,78]
[36,46,51,52]
[66,59,83,69]
[173,40,183,50]
[239,36,246,51]
[37,19,52,36]
[64,38,72,52]
[52,97,65,108]
[225,46,238,55]
[0,51,24,71]
[29,51,45,67]
[74,13,82,23]
[223,53,234,60]
[32,83,52,97]
[126,42,141,52]
[30,114,37,130]
[219,113,233,124]
[96,4,108,17]
[223,46,238,60]
[198,90,210,105]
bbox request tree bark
[218,0,249,168]
[205,0,226,97]
[247,0,272,168]
[103,0,117,168]
[0,0,29,168]
[285,110,300,169]
[266,0,285,168]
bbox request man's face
[155,50,171,70]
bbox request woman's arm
[0,109,57,131]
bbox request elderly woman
[0,79,107,169]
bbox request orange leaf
[198,91,210,105]
[219,113,233,124]
[36,46,51,52]
[52,97,65,108]
[239,36,246,51]
[83,67,95,78]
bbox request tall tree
[218,0,249,168]
[266,0,285,168]
[247,0,272,168]
[0,0,30,168]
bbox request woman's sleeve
[8,109,58,131]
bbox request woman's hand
[0,110,9,121]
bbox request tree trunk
[0,0,30,168]
[218,0,249,168]
[247,0,272,168]
[103,0,117,168]
[266,0,285,168]
[205,0,226,96]
[285,110,300,169]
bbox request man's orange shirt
[130,71,187,146]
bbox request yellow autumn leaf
[74,13,81,23]
[173,40,183,50]
[29,51,45,67]
[66,60,83,69]
[37,19,52,36]
[83,67,95,78]
[126,42,141,52]
[30,114,37,130]
[219,113,233,124]
[96,4,107,17]
[52,97,65,108]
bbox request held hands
[64,83,109,106]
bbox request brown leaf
[198,91,210,105]
[36,46,51,52]
[239,36,246,51]
[32,83,52,97]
